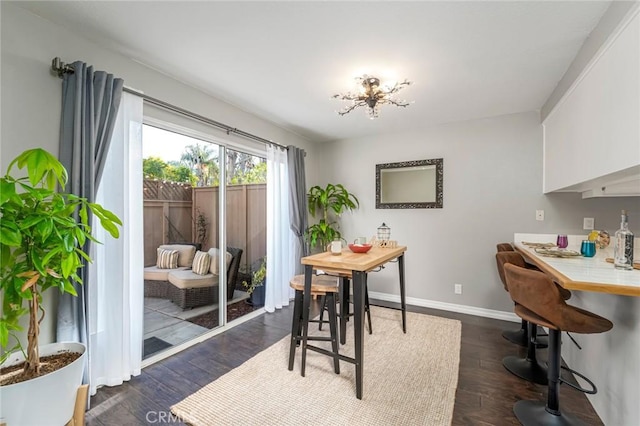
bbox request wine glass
[556,234,568,249]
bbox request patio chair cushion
[192,250,211,275]
[168,269,220,289]
[156,248,179,269]
[143,265,189,281]
[208,248,233,275]
[159,244,197,268]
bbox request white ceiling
[17,1,611,143]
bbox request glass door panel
[225,148,267,321]
[141,124,221,359]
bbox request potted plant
[305,183,359,252]
[243,257,266,306]
[0,148,122,426]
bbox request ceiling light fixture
[333,74,412,119]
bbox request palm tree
[180,144,218,186]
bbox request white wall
[0,3,320,346]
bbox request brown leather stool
[288,274,341,377]
[504,263,613,426]
[496,243,530,346]
[496,251,549,385]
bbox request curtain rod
[51,57,288,151]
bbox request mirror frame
[375,158,443,209]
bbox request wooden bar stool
[319,272,372,343]
[504,263,613,426]
[288,274,340,376]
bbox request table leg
[300,265,313,377]
[339,276,349,345]
[353,270,365,399]
[398,254,407,333]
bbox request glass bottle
[613,210,634,270]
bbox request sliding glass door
[141,124,267,360]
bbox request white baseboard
[368,291,520,323]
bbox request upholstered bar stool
[496,243,529,346]
[496,251,548,385]
[288,274,341,376]
[504,263,613,426]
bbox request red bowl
[348,243,373,253]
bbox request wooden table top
[302,246,407,273]
[513,234,640,297]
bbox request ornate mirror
[376,158,443,209]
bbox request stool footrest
[560,365,598,395]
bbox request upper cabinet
[543,8,640,198]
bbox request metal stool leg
[514,329,584,425]
[502,322,548,385]
[288,289,303,371]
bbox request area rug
[172,307,461,425]
[143,336,173,358]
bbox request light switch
[536,210,544,221]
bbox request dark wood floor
[86,301,603,425]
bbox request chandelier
[333,75,412,119]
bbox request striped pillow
[192,251,211,275]
[157,248,179,269]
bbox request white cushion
[159,244,197,268]
[143,265,189,281]
[192,250,211,275]
[207,248,233,275]
[168,270,220,289]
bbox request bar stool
[496,251,549,385]
[496,243,530,347]
[319,272,372,338]
[504,263,613,426]
[288,274,341,377]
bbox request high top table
[300,245,407,399]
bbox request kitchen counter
[514,233,640,296]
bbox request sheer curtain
[265,145,296,312]
[88,92,144,395]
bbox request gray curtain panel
[56,61,124,348]
[287,145,308,272]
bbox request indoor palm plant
[305,183,359,251]
[0,148,121,424]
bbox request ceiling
[17,1,611,143]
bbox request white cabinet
[543,9,640,198]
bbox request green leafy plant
[242,257,266,295]
[0,149,122,377]
[305,183,359,249]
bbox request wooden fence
[143,179,266,274]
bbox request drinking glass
[581,240,596,257]
[556,234,568,249]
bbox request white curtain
[265,145,296,312]
[88,92,144,395]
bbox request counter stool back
[496,243,529,347]
[288,274,341,377]
[496,251,549,385]
[504,263,613,426]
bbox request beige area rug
[172,307,462,425]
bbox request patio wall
[143,179,266,273]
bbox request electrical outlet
[583,218,595,230]
[454,284,463,295]
[536,210,545,221]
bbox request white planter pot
[1,342,86,426]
